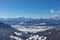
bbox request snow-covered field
[11,25,54,33]
[16,28,49,33]
[11,25,54,40]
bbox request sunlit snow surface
[11,25,54,33]
[10,25,54,40]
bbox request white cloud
[54,14,58,17]
[58,10,60,13]
[50,9,54,13]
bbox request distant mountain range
[0,17,60,26]
[0,17,60,40]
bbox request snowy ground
[10,25,54,40]
[11,25,54,33]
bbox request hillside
[0,22,20,40]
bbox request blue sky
[0,0,60,18]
